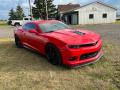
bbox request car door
[23,23,41,51]
[22,22,46,54]
[20,23,30,44]
[27,23,48,54]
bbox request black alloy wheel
[46,44,62,65]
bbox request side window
[22,23,37,31]
[89,14,94,19]
[22,23,29,30]
[103,13,107,18]
[28,23,37,30]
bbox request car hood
[45,29,100,45]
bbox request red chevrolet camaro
[14,20,103,67]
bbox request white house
[58,1,117,25]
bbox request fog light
[69,56,77,61]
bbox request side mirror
[29,29,38,34]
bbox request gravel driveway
[80,24,120,44]
[0,24,120,43]
[0,26,14,38]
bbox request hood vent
[72,30,85,36]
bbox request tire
[8,20,12,25]
[14,23,20,27]
[15,36,23,48]
[46,44,62,65]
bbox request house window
[89,14,94,19]
[103,13,107,18]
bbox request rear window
[24,18,29,20]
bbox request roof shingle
[58,3,80,13]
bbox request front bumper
[71,53,104,68]
[60,39,103,67]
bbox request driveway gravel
[80,24,120,44]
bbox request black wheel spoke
[46,44,62,65]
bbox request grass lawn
[115,20,120,24]
[0,21,12,29]
[0,39,119,90]
[0,21,8,26]
[0,23,120,90]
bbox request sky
[0,0,120,20]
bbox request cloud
[54,0,76,5]
[0,0,18,19]
[104,0,120,14]
[54,0,97,5]
[0,0,34,19]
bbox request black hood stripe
[71,30,85,36]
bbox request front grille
[80,50,100,60]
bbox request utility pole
[28,0,33,19]
[45,0,48,20]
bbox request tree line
[9,0,59,20]
[9,4,25,20]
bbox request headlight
[68,45,81,49]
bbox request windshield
[39,22,70,32]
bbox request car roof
[31,20,59,24]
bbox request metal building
[58,1,117,25]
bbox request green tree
[32,0,58,20]
[9,4,25,20]
[9,8,16,20]
[15,4,25,20]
